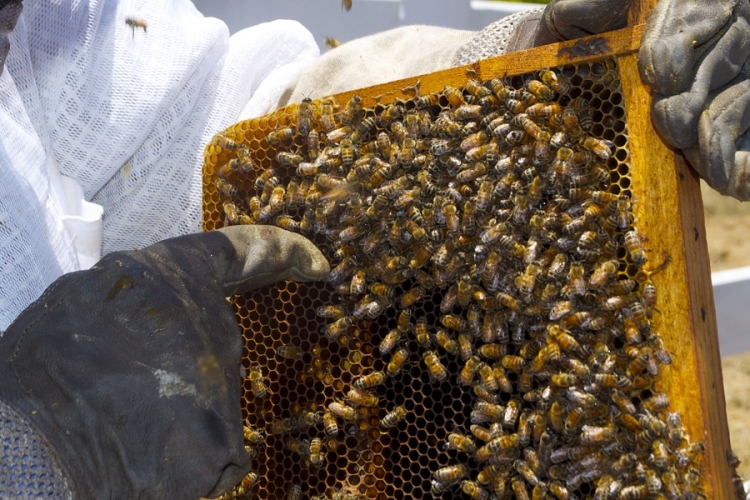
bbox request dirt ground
[700,181,750,481]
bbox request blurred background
[192,0,750,479]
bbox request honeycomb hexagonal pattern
[203,59,709,500]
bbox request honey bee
[589,259,619,289]
[347,387,378,407]
[243,425,264,445]
[286,484,302,500]
[434,463,469,484]
[396,284,424,309]
[433,328,459,356]
[623,229,647,265]
[323,316,353,341]
[286,437,310,457]
[424,350,448,382]
[354,371,385,389]
[379,329,402,355]
[125,17,147,37]
[323,410,339,437]
[328,401,357,421]
[248,365,268,398]
[277,344,304,361]
[310,437,325,468]
[579,424,614,445]
[539,69,569,93]
[459,355,482,386]
[380,405,407,429]
[236,471,258,494]
[267,127,295,145]
[478,343,506,360]
[461,480,490,500]
[386,346,410,376]
[581,136,613,159]
[340,95,362,125]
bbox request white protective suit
[0,0,322,330]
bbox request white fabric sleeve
[0,0,319,331]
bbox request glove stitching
[8,279,65,364]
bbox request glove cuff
[0,395,73,498]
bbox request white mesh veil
[0,0,320,331]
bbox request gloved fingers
[650,14,750,150]
[0,1,22,77]
[215,225,330,296]
[546,0,632,40]
[684,76,750,201]
[639,0,738,95]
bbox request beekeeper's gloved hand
[0,225,329,499]
[639,0,750,201]
[498,0,633,51]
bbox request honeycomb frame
[202,23,733,500]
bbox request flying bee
[248,365,268,398]
[341,0,352,10]
[125,17,147,37]
[424,350,448,382]
[380,405,407,429]
[387,346,410,376]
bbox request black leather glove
[639,0,750,200]
[0,225,329,499]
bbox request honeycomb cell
[205,60,707,500]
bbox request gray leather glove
[503,0,633,52]
[0,1,22,77]
[639,0,750,200]
[0,225,329,499]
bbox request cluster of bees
[208,65,713,500]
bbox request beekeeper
[0,0,747,498]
